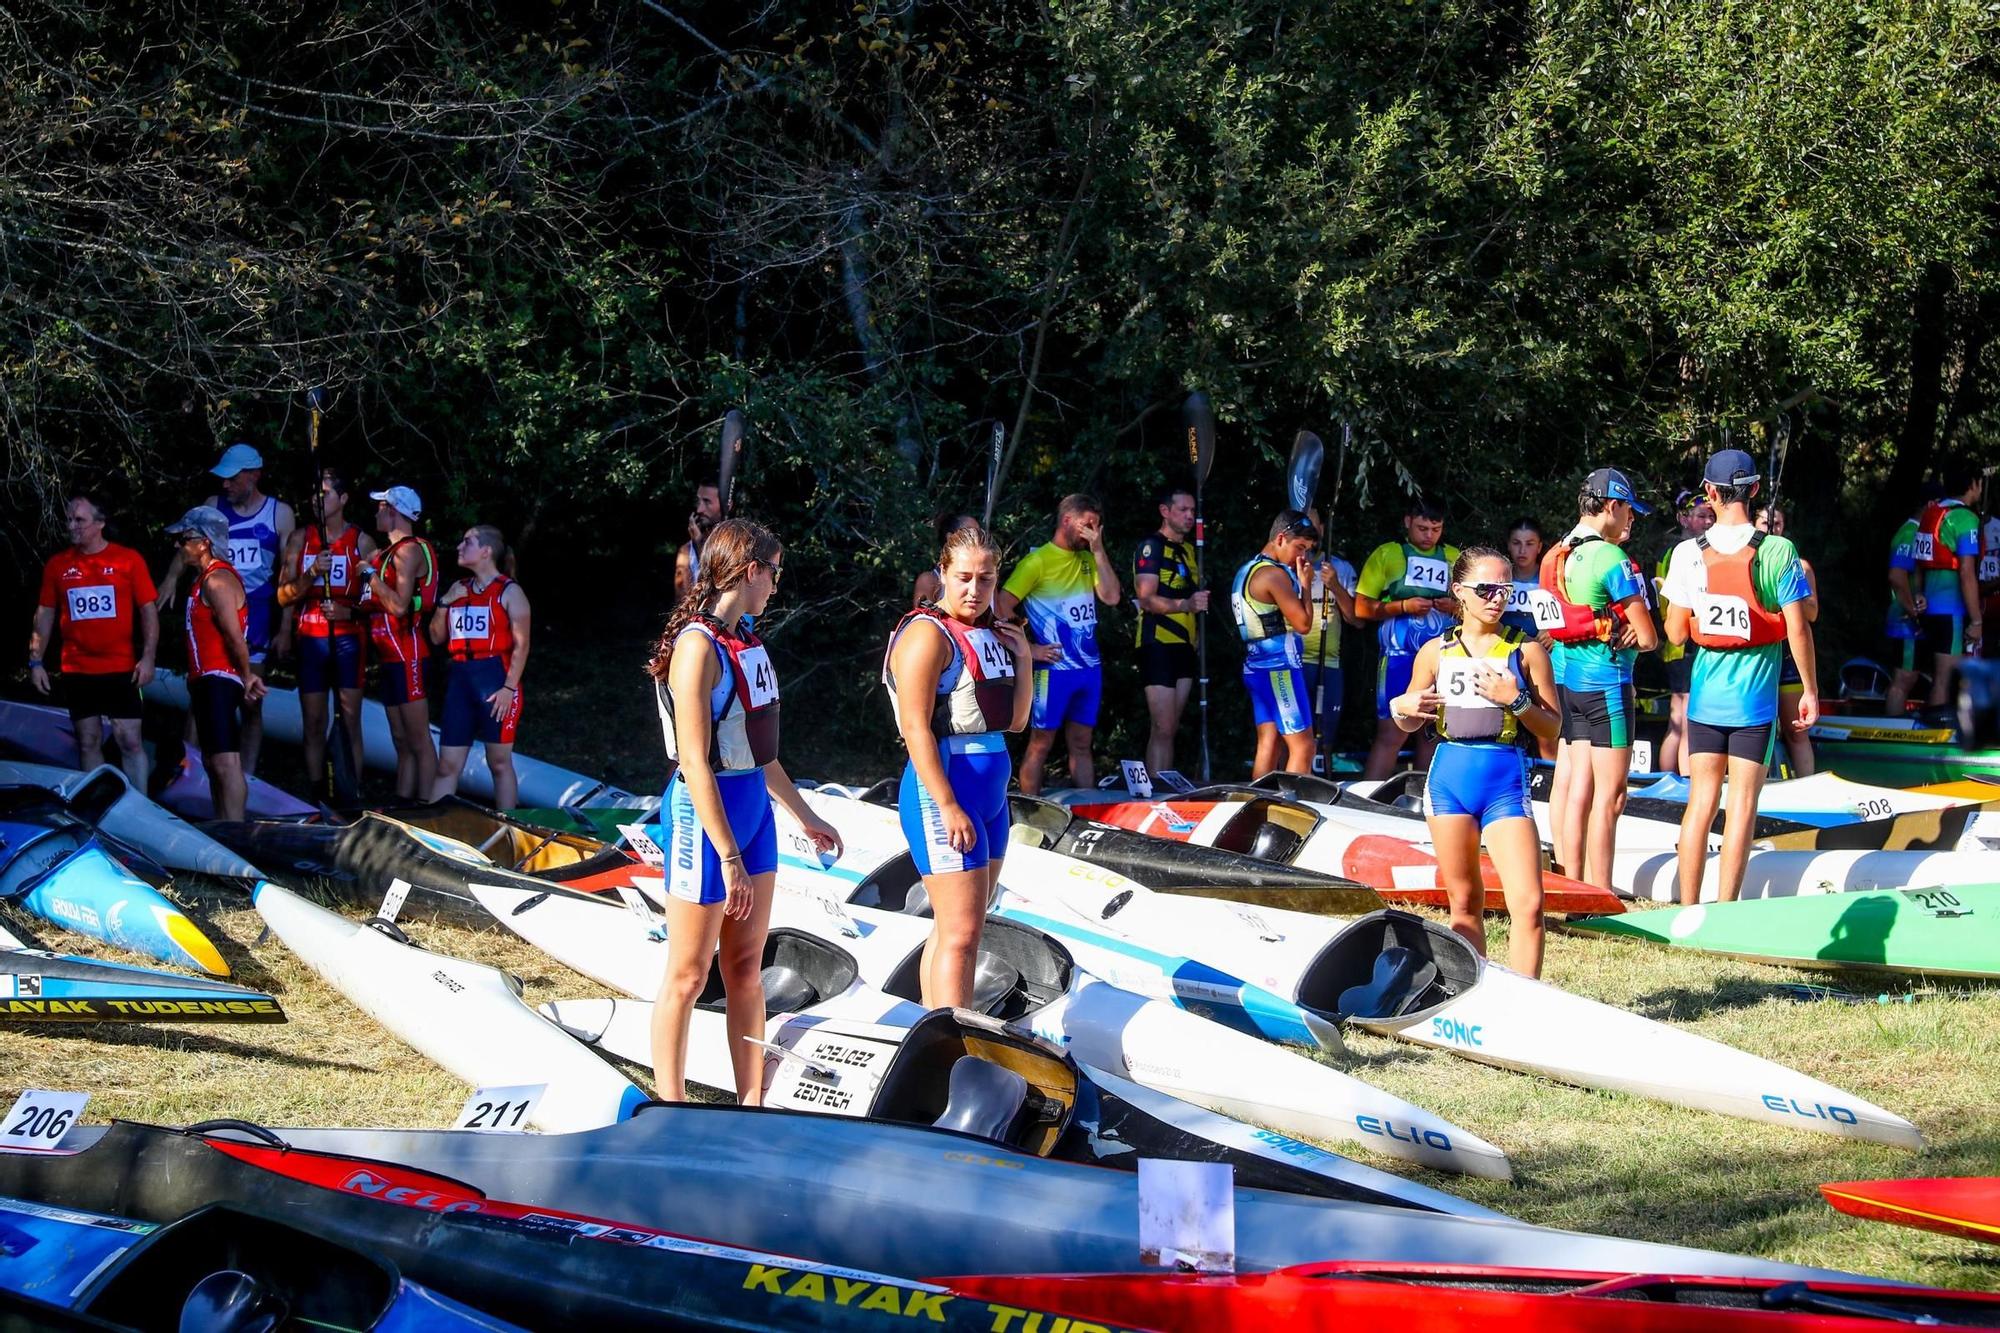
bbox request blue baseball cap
[211,442,264,476]
[1702,448,1761,489]
[1584,466,1652,515]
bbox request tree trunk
[1890,262,1954,506]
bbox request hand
[308,552,332,577]
[272,628,294,661]
[1187,589,1210,613]
[154,585,175,613]
[1911,594,1927,617]
[1535,631,1557,652]
[800,814,844,862]
[1428,597,1457,616]
[1031,642,1062,665]
[1967,624,1984,656]
[1392,689,1442,723]
[1472,665,1518,706]
[1793,689,1820,731]
[993,620,1031,662]
[939,800,978,854]
[687,513,703,546]
[486,684,517,722]
[1077,516,1104,549]
[133,659,155,689]
[1610,622,1638,650]
[721,856,756,921]
[29,664,50,695]
[244,675,270,703]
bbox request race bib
[1504,583,1535,616]
[1063,597,1098,629]
[1981,553,1999,584]
[1695,592,1752,642]
[226,538,263,571]
[1912,531,1936,563]
[1437,657,1499,710]
[737,644,780,707]
[1528,589,1566,630]
[963,627,1015,679]
[1404,557,1448,593]
[64,585,117,622]
[326,555,350,587]
[449,604,491,641]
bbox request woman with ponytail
[883,522,1033,1007]
[646,518,842,1103]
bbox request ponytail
[647,518,781,682]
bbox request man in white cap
[156,442,294,776]
[164,505,267,821]
[360,484,440,799]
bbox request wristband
[28,659,42,669]
[1506,687,1531,716]
[721,853,743,864]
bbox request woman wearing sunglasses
[1388,547,1561,977]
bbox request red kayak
[944,1261,2000,1331]
[1823,1177,2000,1246]
[1073,797,1625,916]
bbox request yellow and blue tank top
[1231,554,1303,670]
[1432,626,1529,745]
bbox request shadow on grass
[13,1020,378,1072]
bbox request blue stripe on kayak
[778,850,868,884]
[17,841,221,974]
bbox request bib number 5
[1438,658,1499,710]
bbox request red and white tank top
[295,525,365,639]
[186,559,247,682]
[447,575,517,662]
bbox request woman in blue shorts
[884,522,1033,1007]
[647,517,842,1104]
[1389,547,1560,978]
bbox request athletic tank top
[295,525,364,639]
[1231,554,1303,670]
[882,606,1017,737]
[1433,626,1529,745]
[447,575,518,663]
[658,615,779,772]
[225,495,280,601]
[186,560,247,683]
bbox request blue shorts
[1031,667,1101,731]
[373,654,431,707]
[440,656,522,747]
[1244,664,1312,735]
[298,634,364,694]
[661,769,777,906]
[244,590,276,663]
[900,737,1012,876]
[1303,662,1343,728]
[1423,741,1532,827]
[1377,652,1418,720]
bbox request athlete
[430,526,532,808]
[1355,499,1459,779]
[1883,487,1942,715]
[1539,469,1658,890]
[165,507,267,821]
[913,514,980,607]
[359,485,439,800]
[1499,516,1559,762]
[157,444,294,776]
[1653,489,1715,775]
[1756,504,1818,776]
[274,470,376,793]
[1232,512,1319,778]
[1389,547,1559,978]
[1132,487,1207,777]
[1911,464,1984,706]
[1300,508,1360,765]
[996,494,1122,794]
[647,518,841,1103]
[1661,448,1817,905]
[672,478,724,606]
[29,495,159,785]
[886,523,1033,1007]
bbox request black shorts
[1663,655,1692,694]
[1137,639,1198,690]
[61,672,142,723]
[1560,684,1635,748]
[1686,719,1773,764]
[188,674,245,756]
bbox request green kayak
[1570,884,2000,978]
[507,805,650,844]
[1814,737,2000,788]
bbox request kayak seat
[760,965,820,1016]
[1247,821,1304,863]
[932,1056,1028,1141]
[969,954,1022,1014]
[903,881,932,917]
[1336,946,1439,1021]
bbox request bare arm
[429,579,466,646]
[1389,641,1443,733]
[1783,601,1819,728]
[274,530,311,607]
[1089,538,1121,607]
[502,584,530,692]
[1615,595,1659,653]
[994,589,1023,621]
[28,606,55,693]
[1252,564,1313,634]
[667,633,734,855]
[1800,560,1819,624]
[135,604,159,681]
[1888,567,1921,619]
[891,621,961,811]
[205,572,265,699]
[155,550,186,610]
[372,543,421,617]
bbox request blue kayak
[1,916,280,1023]
[0,817,229,977]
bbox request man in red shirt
[29,494,160,785]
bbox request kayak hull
[1,943,282,1022]
[1,829,228,977]
[1821,1177,2000,1246]
[0,761,263,879]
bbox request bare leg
[1930,652,1962,707]
[716,870,777,1104]
[300,689,329,793]
[1547,738,1574,872]
[1280,727,1314,775]
[1143,684,1181,777]
[74,716,106,770]
[394,700,436,800]
[109,718,148,790]
[1019,729,1057,795]
[1426,811,1487,959]
[1885,670,1917,716]
[487,744,518,810]
[1064,721,1095,791]
[921,866,990,1008]
[1716,753,1769,902]
[1677,751,1726,905]
[1584,742,1633,891]
[336,687,367,775]
[1249,722,1281,779]
[433,746,470,801]
[1483,817,1547,978]
[206,750,248,823]
[1362,717,1404,780]
[1557,739,1593,880]
[1778,691,1814,776]
[1661,693,1689,775]
[649,896,725,1102]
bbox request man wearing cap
[360,485,439,800]
[156,443,295,776]
[1653,488,1714,775]
[1661,448,1817,905]
[165,506,267,821]
[1355,498,1459,779]
[1537,468,1658,891]
[29,494,159,785]
[1231,511,1320,778]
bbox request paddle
[718,409,747,517]
[1765,410,1792,519]
[1287,429,1331,772]
[1310,425,1352,775]
[1184,393,1218,783]
[303,386,359,808]
[983,420,1005,527]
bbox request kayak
[1821,1177,2000,1246]
[30,1115,1882,1283]
[0,1193,520,1331]
[0,761,263,879]
[944,1262,2000,1332]
[145,668,653,813]
[0,915,282,1023]
[252,880,648,1131]
[1629,771,1989,828]
[0,795,228,976]
[788,793,1923,1147]
[1568,884,2000,979]
[1816,738,2000,789]
[479,879,1510,1182]
[0,1121,1092,1332]
[1612,847,2000,903]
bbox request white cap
[369,485,423,519]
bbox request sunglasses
[755,558,784,586]
[1459,581,1510,602]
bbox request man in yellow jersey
[1355,499,1458,778]
[1131,486,1206,778]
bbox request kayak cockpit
[1294,909,1481,1024]
[880,917,1074,1022]
[692,927,860,1018]
[872,1008,1078,1157]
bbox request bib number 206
[1,1090,88,1150]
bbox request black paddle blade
[1183,393,1217,487]
[984,421,1005,526]
[718,409,747,516]
[1287,430,1325,513]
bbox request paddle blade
[984,421,1005,526]
[718,409,747,515]
[1288,431,1325,513]
[1183,393,1217,488]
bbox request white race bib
[1404,556,1448,593]
[1061,595,1098,630]
[1528,589,1566,630]
[326,554,350,586]
[449,605,491,641]
[226,538,262,571]
[1911,531,1936,563]
[64,585,117,622]
[1981,553,1999,584]
[1437,657,1500,710]
[1504,582,1536,615]
[1695,592,1752,642]
[963,627,1015,679]
[737,644,780,707]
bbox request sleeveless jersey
[295,525,365,639]
[1231,554,1303,670]
[1133,535,1199,647]
[658,615,780,772]
[364,535,440,665]
[1913,500,1962,572]
[883,606,1018,737]
[1433,626,1529,745]
[225,495,281,601]
[1688,532,1787,649]
[447,575,518,663]
[186,560,247,683]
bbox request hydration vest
[186,560,247,682]
[1688,532,1788,650]
[1913,500,1962,572]
[1231,554,1303,669]
[658,615,780,771]
[447,575,518,663]
[1537,534,1615,644]
[882,605,1018,738]
[1433,626,1528,745]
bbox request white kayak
[473,879,1510,1180]
[789,791,1923,1148]
[1613,846,2000,903]
[252,881,646,1132]
[1627,770,1981,825]
[0,760,264,880]
[144,669,653,813]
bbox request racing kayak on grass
[1821,1177,2000,1246]
[1611,846,2000,903]
[1568,883,2000,979]
[0,761,263,880]
[0,915,282,1023]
